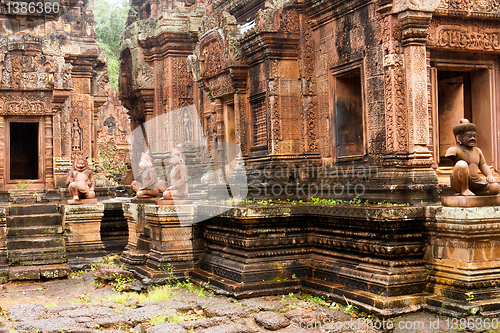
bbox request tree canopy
[93,0,130,90]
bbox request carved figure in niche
[104,116,117,134]
[158,148,188,199]
[72,118,82,151]
[131,150,159,198]
[446,119,500,196]
[66,154,96,200]
[182,110,192,142]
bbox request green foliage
[343,295,357,315]
[111,274,133,292]
[465,291,474,303]
[175,279,214,298]
[310,197,345,205]
[102,254,120,265]
[93,0,130,90]
[94,278,103,288]
[70,270,88,278]
[97,142,127,184]
[349,195,362,205]
[300,292,339,309]
[149,314,167,326]
[14,181,33,190]
[72,293,91,304]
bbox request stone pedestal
[442,195,500,207]
[426,206,500,316]
[192,204,428,316]
[194,204,310,297]
[62,204,106,264]
[121,202,150,266]
[133,204,203,282]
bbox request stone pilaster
[374,8,438,204]
[62,204,105,263]
[398,10,433,164]
[0,207,6,281]
[426,206,500,316]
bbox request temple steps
[6,204,68,278]
[7,214,61,227]
[9,204,59,216]
[8,249,67,266]
[7,225,63,236]
[7,236,65,250]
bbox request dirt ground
[1,270,500,333]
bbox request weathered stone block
[142,204,203,279]
[9,266,41,280]
[426,206,500,315]
[62,204,105,261]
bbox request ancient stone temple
[184,0,500,203]
[0,0,109,190]
[118,0,500,318]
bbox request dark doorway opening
[10,122,39,180]
[437,69,492,166]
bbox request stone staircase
[6,204,69,280]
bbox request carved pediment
[199,34,226,78]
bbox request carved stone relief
[428,18,500,51]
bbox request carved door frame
[4,116,45,189]
[328,60,367,161]
[430,58,498,171]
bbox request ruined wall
[0,0,109,189]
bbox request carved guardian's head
[72,154,89,172]
[139,150,154,169]
[453,119,477,147]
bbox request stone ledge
[442,195,500,207]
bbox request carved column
[382,15,407,153]
[44,116,54,188]
[215,98,226,182]
[234,91,244,149]
[376,3,439,203]
[398,10,433,164]
[0,206,6,281]
[0,116,4,186]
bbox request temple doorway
[7,120,41,182]
[435,69,492,165]
[430,62,499,183]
